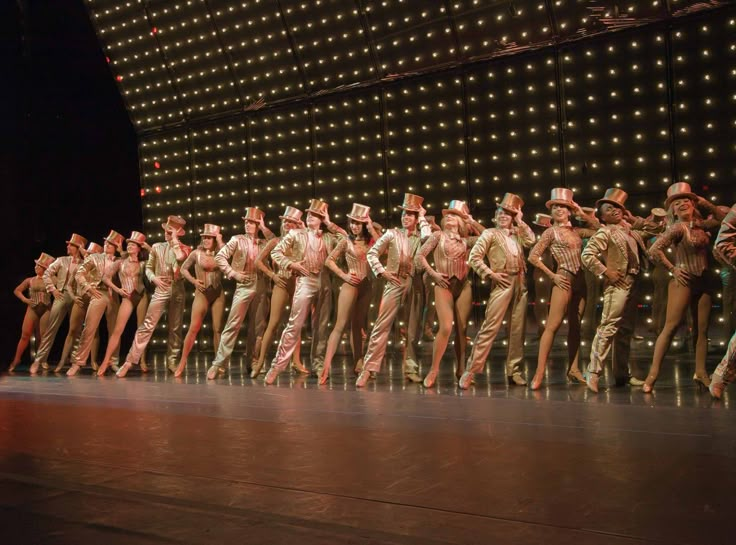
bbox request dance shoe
[584,371,599,393]
[66,364,82,377]
[693,373,711,390]
[642,376,656,393]
[423,370,438,389]
[250,359,265,378]
[167,363,177,374]
[318,366,330,386]
[405,372,422,383]
[628,376,645,387]
[354,358,364,375]
[116,362,133,378]
[709,374,725,400]
[355,369,371,388]
[139,361,149,373]
[458,371,473,390]
[566,369,587,385]
[291,361,309,375]
[206,365,221,381]
[265,367,279,385]
[529,375,544,391]
[29,361,41,375]
[507,373,527,386]
[53,363,64,374]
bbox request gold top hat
[278,206,303,223]
[545,188,576,210]
[66,233,88,248]
[595,188,629,210]
[442,200,469,218]
[242,207,265,223]
[496,193,524,214]
[34,252,55,269]
[161,215,186,236]
[84,242,103,255]
[398,193,424,212]
[347,203,371,223]
[664,182,699,209]
[200,224,221,237]
[306,199,329,218]
[126,231,147,246]
[650,207,668,221]
[533,213,553,228]
[105,230,125,248]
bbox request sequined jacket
[367,224,432,278]
[145,240,192,284]
[415,230,478,281]
[75,253,119,295]
[271,227,340,275]
[581,223,648,277]
[715,206,736,269]
[43,255,82,294]
[468,222,535,279]
[216,230,274,284]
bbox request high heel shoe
[566,369,586,385]
[709,379,725,400]
[318,366,330,386]
[642,376,656,393]
[250,359,265,378]
[693,373,711,391]
[354,358,364,375]
[529,375,544,391]
[291,361,309,375]
[423,369,438,389]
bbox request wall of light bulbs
[86,0,736,352]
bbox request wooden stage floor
[0,344,733,544]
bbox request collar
[555,222,573,228]
[445,231,462,241]
[309,229,322,238]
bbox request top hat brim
[65,240,85,248]
[306,209,327,218]
[532,221,551,228]
[664,192,699,209]
[594,198,627,210]
[495,203,521,214]
[34,259,50,268]
[399,206,421,212]
[545,199,577,210]
[125,238,144,245]
[161,223,185,236]
[199,232,218,237]
[346,214,370,223]
[441,209,468,219]
[279,215,301,222]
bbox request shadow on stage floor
[0,339,733,544]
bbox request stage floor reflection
[0,344,733,544]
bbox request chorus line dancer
[265,199,341,384]
[582,189,653,393]
[67,231,125,376]
[175,224,225,377]
[319,203,380,385]
[710,204,736,399]
[117,216,191,378]
[250,206,305,378]
[355,193,431,387]
[97,231,150,376]
[459,193,534,389]
[530,213,554,339]
[643,183,727,392]
[9,253,55,371]
[30,233,87,374]
[206,209,274,380]
[527,188,599,390]
[415,200,485,388]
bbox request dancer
[420,216,441,342]
[205,209,274,380]
[30,233,87,374]
[710,204,736,399]
[250,206,305,378]
[319,203,380,385]
[527,188,599,390]
[459,193,534,389]
[9,253,55,371]
[416,200,484,388]
[67,231,125,376]
[531,213,554,338]
[265,199,341,384]
[648,208,670,334]
[117,216,191,377]
[582,188,651,393]
[643,182,727,392]
[175,224,225,377]
[97,231,150,376]
[355,193,431,387]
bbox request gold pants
[211,281,258,369]
[587,275,641,379]
[466,272,527,377]
[74,290,120,366]
[33,290,75,365]
[715,329,736,384]
[363,274,421,375]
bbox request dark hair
[347,219,371,241]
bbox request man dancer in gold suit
[459,193,534,389]
[265,199,340,384]
[206,208,274,379]
[117,216,191,377]
[355,193,431,387]
[711,204,736,399]
[582,189,649,392]
[30,233,87,374]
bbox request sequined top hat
[104,230,125,248]
[199,224,221,238]
[126,231,147,246]
[278,206,303,223]
[664,182,699,209]
[306,199,329,218]
[241,207,265,223]
[84,242,103,256]
[595,188,629,210]
[398,193,424,212]
[66,233,88,249]
[496,193,524,215]
[545,188,577,210]
[442,200,470,218]
[161,215,186,236]
[533,213,553,228]
[650,207,668,221]
[34,252,55,269]
[346,203,371,223]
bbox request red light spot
[106,56,111,63]
[155,186,162,194]
[154,161,161,169]
[151,27,158,35]
[703,185,709,191]
[116,75,123,81]
[140,189,145,197]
